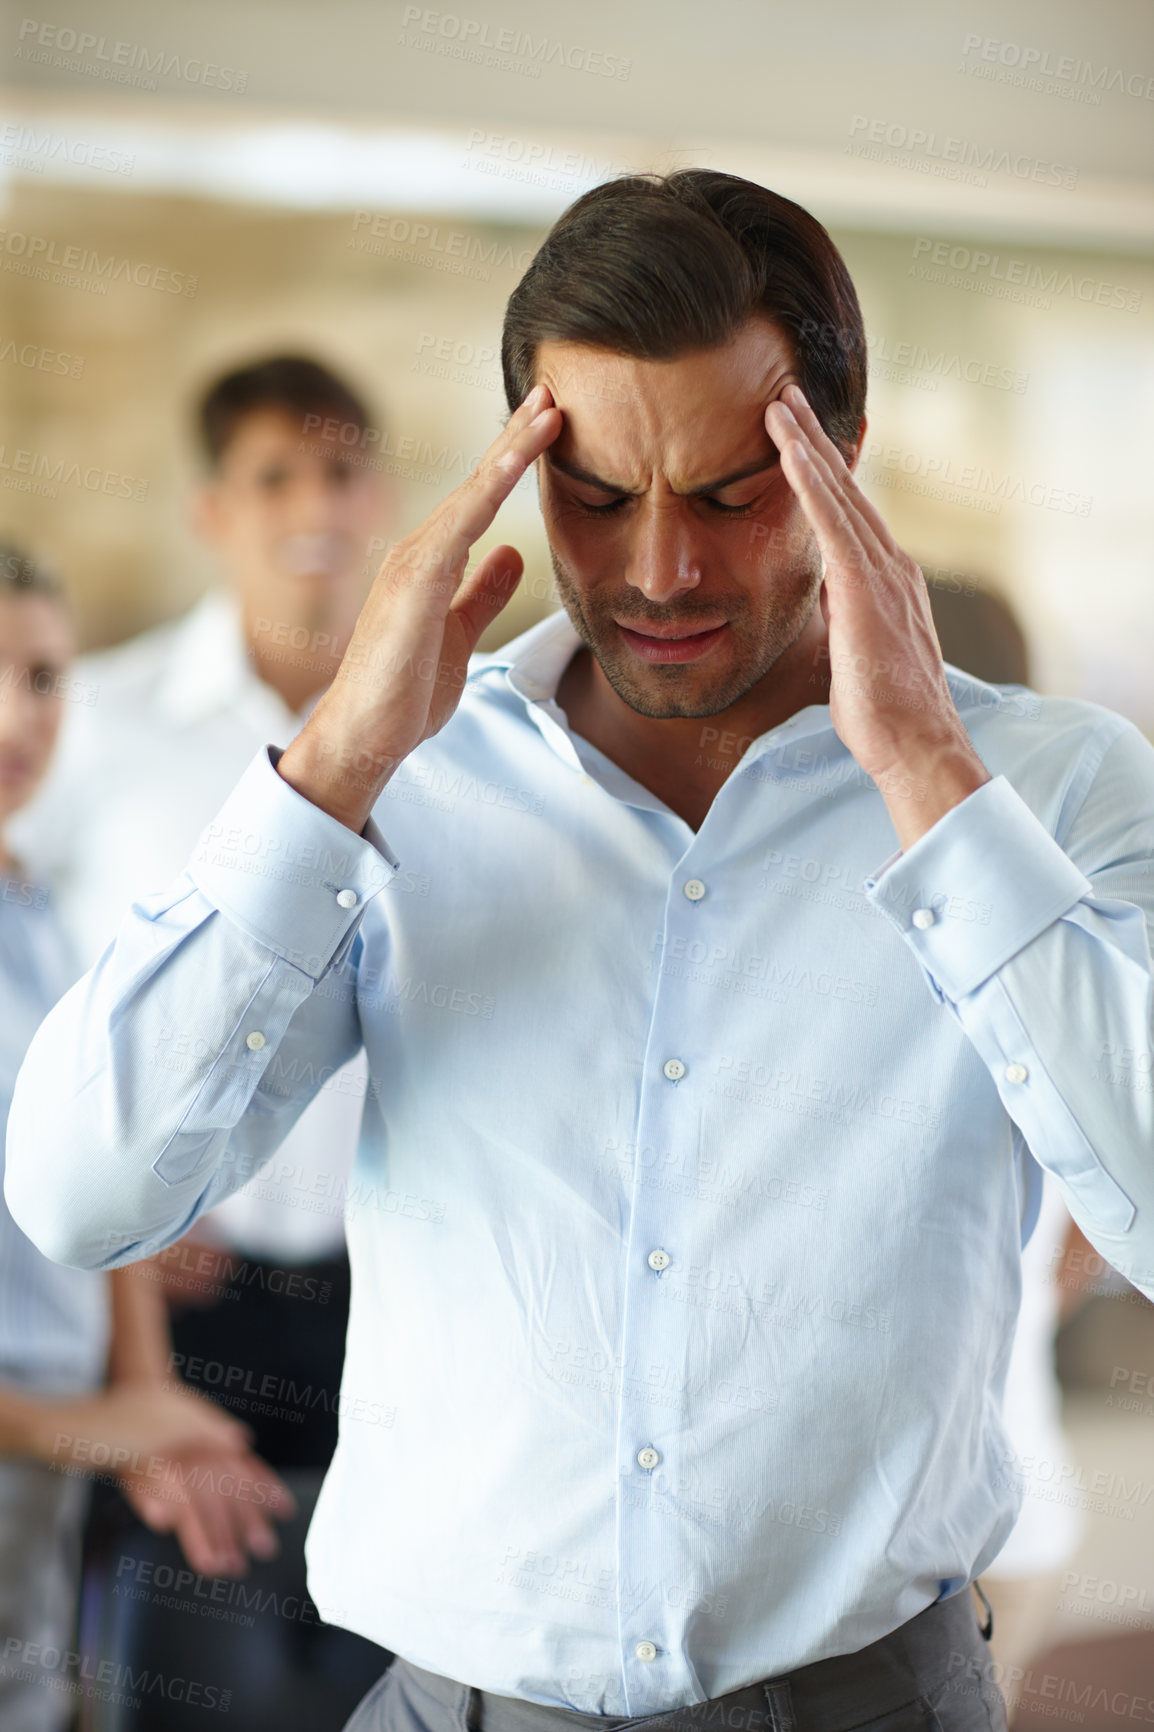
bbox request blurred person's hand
[118,1440,296,1578]
[24,1378,294,1576]
[27,1376,249,1467]
[277,384,561,833]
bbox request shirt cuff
[864,774,1092,1001]
[186,744,398,978]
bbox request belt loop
[972,1577,995,1642]
[462,1684,483,1732]
[760,1680,796,1732]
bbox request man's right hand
[277,383,562,832]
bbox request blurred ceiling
[2,0,1152,245]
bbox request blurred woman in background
[0,542,293,1731]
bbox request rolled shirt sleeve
[865,732,1154,1297]
[5,746,397,1271]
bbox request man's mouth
[614,620,728,664]
[275,533,349,579]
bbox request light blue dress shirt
[7,610,1154,1713]
[0,873,109,1397]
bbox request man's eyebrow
[545,452,638,493]
[545,450,778,496]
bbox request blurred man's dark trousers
[170,1250,351,1468]
[342,1590,1006,1732]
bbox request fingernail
[524,385,547,411]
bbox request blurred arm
[5,746,396,1271]
[106,1262,171,1384]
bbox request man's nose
[288,470,353,523]
[623,503,702,604]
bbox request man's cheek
[742,508,812,575]
[544,502,624,571]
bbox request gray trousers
[343,1591,1007,1732]
[0,1459,90,1732]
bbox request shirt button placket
[614,861,711,1709]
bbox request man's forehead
[535,320,793,487]
[220,408,355,470]
[535,318,794,399]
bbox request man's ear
[190,479,224,548]
[846,414,868,475]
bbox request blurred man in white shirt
[11,355,390,1471]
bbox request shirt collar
[470,608,843,766]
[470,609,585,705]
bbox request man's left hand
[765,382,990,850]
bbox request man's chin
[590,648,753,721]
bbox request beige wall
[1,181,1152,726]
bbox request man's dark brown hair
[502,169,867,455]
[197,354,374,469]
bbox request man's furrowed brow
[681,456,779,495]
[545,450,779,496]
[545,451,639,494]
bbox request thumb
[450,544,524,655]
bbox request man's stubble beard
[547,544,824,720]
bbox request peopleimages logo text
[909,239,1140,313]
[0,228,196,296]
[961,33,1154,101]
[847,116,1076,188]
[16,18,247,90]
[399,8,631,78]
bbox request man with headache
[10,171,1154,1732]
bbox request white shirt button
[647,1248,671,1272]
[683,879,706,901]
[336,888,359,909]
[245,1031,266,1051]
[637,1446,661,1470]
[911,908,936,930]
[662,1058,686,1082]
[1004,1063,1028,1085]
[634,1641,658,1663]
